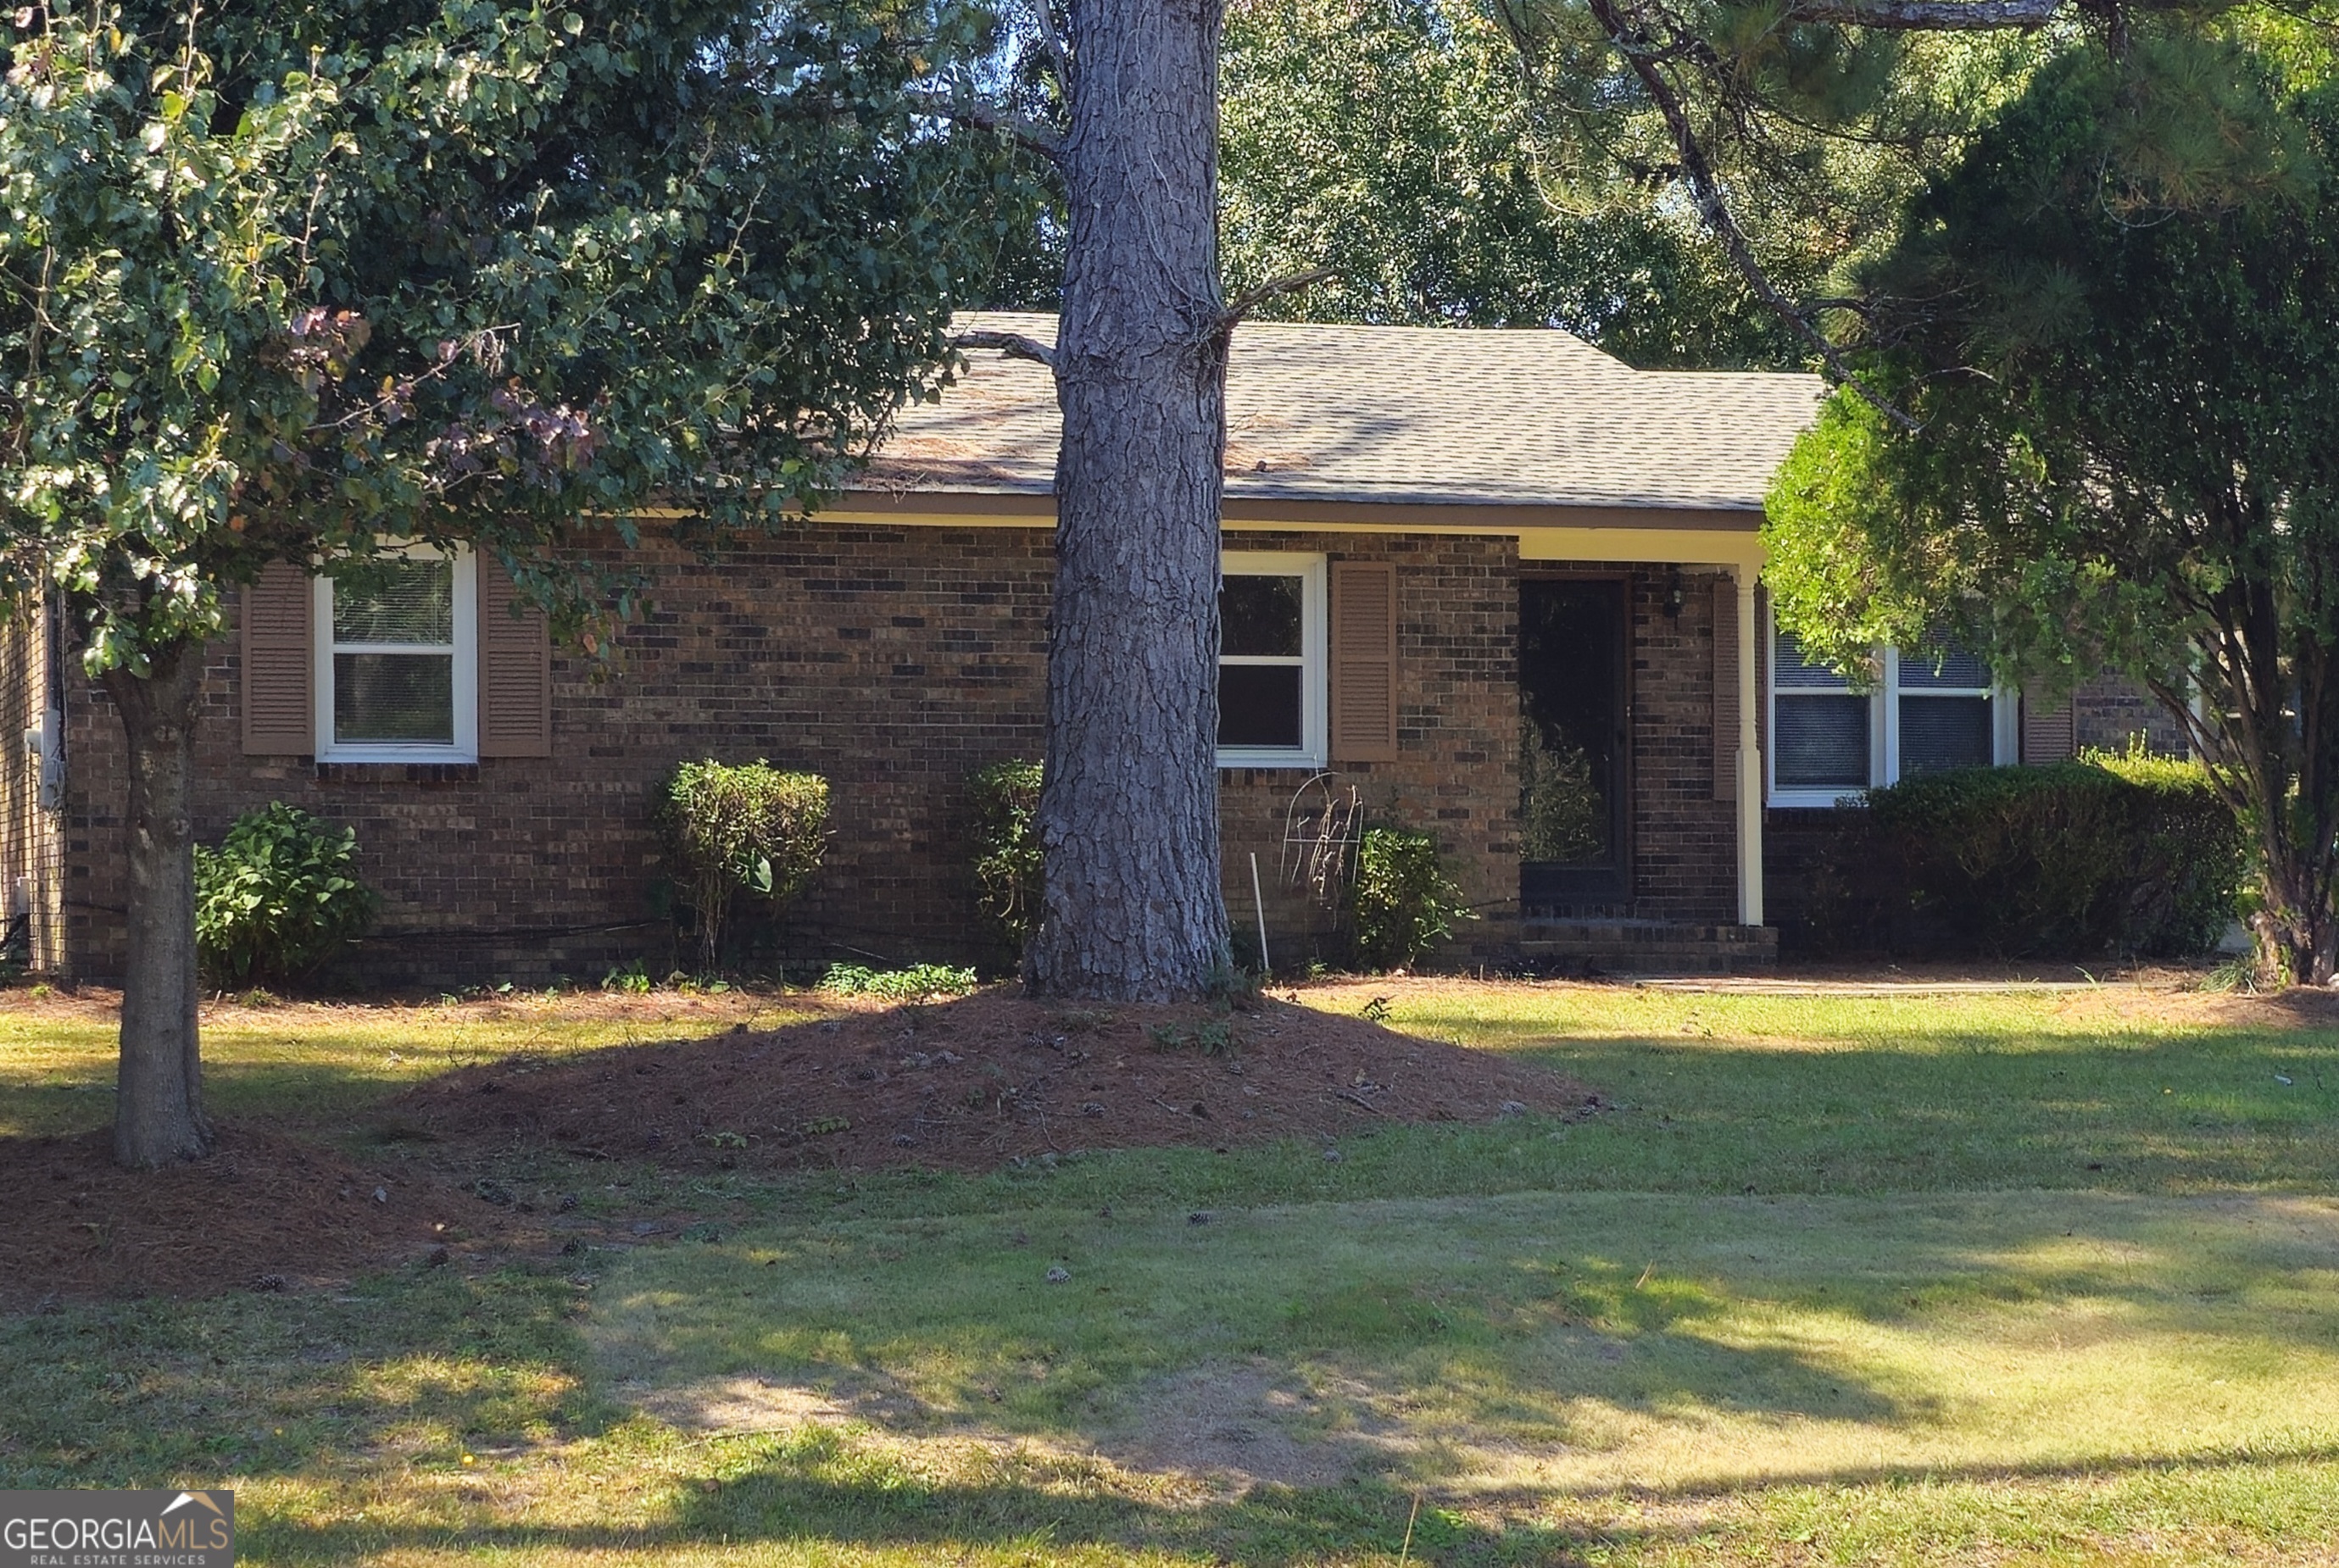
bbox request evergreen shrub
[194,803,377,987]
[657,760,828,973]
[1806,751,2243,958]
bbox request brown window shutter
[1329,561,1398,763]
[242,563,314,754]
[1712,579,1739,801]
[2021,687,2075,765]
[477,552,552,758]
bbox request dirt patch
[620,1359,1413,1492]
[385,988,1591,1174]
[0,1123,504,1307]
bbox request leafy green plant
[1804,751,2246,959]
[193,803,377,988]
[601,960,654,995]
[1350,826,1478,972]
[820,963,979,1001]
[1147,1020,1235,1056]
[968,759,1044,954]
[656,761,829,975]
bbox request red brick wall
[1625,565,1740,923]
[1216,531,1522,969]
[51,526,1760,985]
[53,526,1553,983]
[62,526,1057,984]
[2073,672,2191,758]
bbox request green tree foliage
[657,761,830,975]
[193,803,378,987]
[1765,37,2339,982]
[2,0,1002,1162]
[3,0,1001,652]
[1487,0,2052,370]
[1219,0,1800,364]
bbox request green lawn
[4,979,2337,1565]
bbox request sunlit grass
[590,1190,2339,1493]
[0,987,835,1139]
[5,978,2339,1564]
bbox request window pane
[335,558,454,644]
[1775,693,1870,788]
[1897,641,1991,690]
[1219,664,1302,749]
[1774,629,1852,689]
[336,653,454,743]
[1900,694,1992,773]
[1221,575,1303,658]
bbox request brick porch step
[1514,919,1779,976]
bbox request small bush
[194,803,378,987]
[969,759,1044,954]
[1807,753,2245,959]
[1350,826,1477,971]
[821,962,979,1000]
[656,760,828,975]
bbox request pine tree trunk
[1025,0,1233,1001]
[103,643,213,1169]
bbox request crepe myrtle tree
[0,0,1003,1167]
[1765,43,2339,984]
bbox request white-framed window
[313,543,478,762]
[1218,551,1327,769]
[1767,610,2017,806]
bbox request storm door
[1519,578,1631,911]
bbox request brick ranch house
[2,313,2180,983]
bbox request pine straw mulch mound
[384,988,1595,1175]
[0,989,1587,1304]
[0,1122,506,1308]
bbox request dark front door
[1519,578,1631,911]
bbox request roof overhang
[823,487,1768,569]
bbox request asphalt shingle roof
[868,311,1824,514]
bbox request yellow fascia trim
[663,496,1771,570]
[1518,525,1766,570]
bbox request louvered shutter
[477,552,552,758]
[242,563,314,754]
[1329,561,1398,763]
[1713,580,1739,801]
[2021,687,2075,765]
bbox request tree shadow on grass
[230,1430,2339,1565]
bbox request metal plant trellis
[1280,772,1363,920]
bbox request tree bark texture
[1025,0,1234,1000]
[2181,602,2339,988]
[103,642,214,1168]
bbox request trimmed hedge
[655,760,829,974]
[1800,754,2244,959]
